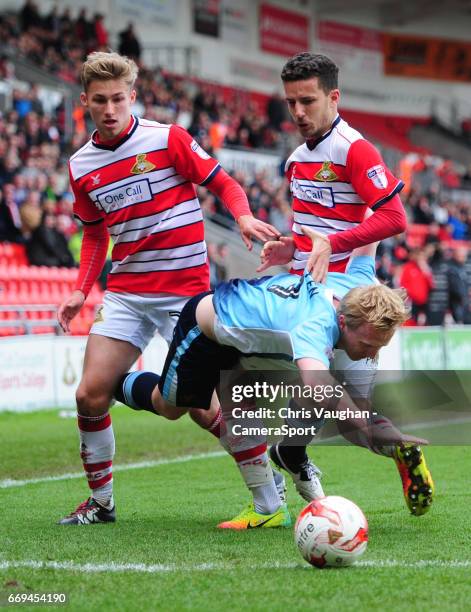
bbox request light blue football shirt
[212,256,375,367]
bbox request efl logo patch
[190,139,210,160]
[367,165,388,189]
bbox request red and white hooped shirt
[285,115,404,274]
[69,116,221,296]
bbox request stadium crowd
[1,2,471,325]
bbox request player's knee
[76,384,112,416]
[151,386,186,420]
[163,409,184,421]
[189,408,214,428]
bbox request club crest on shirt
[314,161,338,182]
[131,153,156,174]
[367,164,388,189]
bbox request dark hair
[281,53,339,93]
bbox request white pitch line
[0,559,470,574]
[0,450,226,489]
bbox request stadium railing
[0,243,104,337]
[0,304,59,335]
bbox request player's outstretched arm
[350,241,379,259]
[257,236,295,272]
[236,214,281,251]
[205,169,280,250]
[58,290,85,333]
[296,358,428,447]
[329,194,407,256]
[348,209,377,259]
[57,222,109,333]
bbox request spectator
[426,245,450,326]
[400,248,434,324]
[93,13,109,48]
[59,7,73,37]
[410,195,434,224]
[447,205,468,240]
[75,8,94,48]
[20,0,39,32]
[207,242,229,288]
[448,246,470,323]
[26,212,75,267]
[376,253,394,287]
[0,189,23,242]
[13,89,33,119]
[118,23,141,61]
[19,189,42,238]
[266,92,287,130]
[43,4,60,38]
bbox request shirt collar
[306,114,341,151]
[92,115,136,148]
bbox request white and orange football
[294,496,368,568]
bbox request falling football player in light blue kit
[117,232,429,528]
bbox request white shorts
[331,349,377,400]
[90,291,190,351]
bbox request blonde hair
[80,51,138,91]
[338,285,410,332]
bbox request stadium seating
[0,242,104,336]
[340,109,430,153]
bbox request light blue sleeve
[290,320,331,367]
[345,255,376,285]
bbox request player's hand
[237,215,280,251]
[398,434,429,446]
[57,290,85,334]
[368,427,429,448]
[257,236,295,272]
[301,225,332,283]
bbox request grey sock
[253,481,282,514]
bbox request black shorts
[158,292,240,409]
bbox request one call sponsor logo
[290,177,335,208]
[97,179,153,212]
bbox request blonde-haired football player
[58,51,280,525]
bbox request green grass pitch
[1,407,470,611]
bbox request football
[294,496,368,568]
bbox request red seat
[11,243,28,265]
[0,255,97,335]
